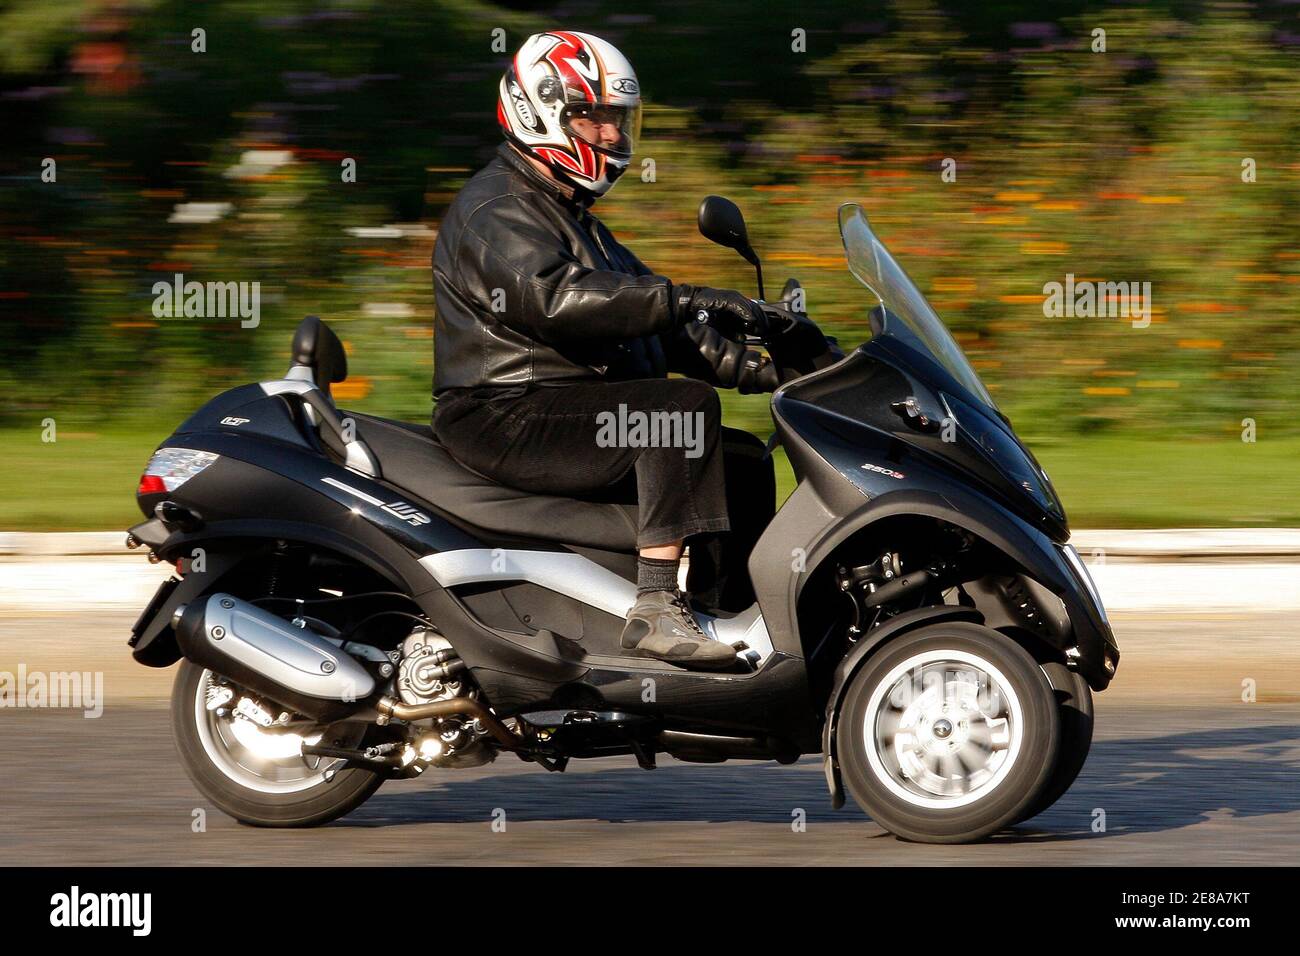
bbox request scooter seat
[343,412,640,552]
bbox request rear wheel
[838,623,1059,843]
[171,660,385,827]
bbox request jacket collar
[497,142,594,216]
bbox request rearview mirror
[698,196,756,265]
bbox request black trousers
[435,379,775,611]
[687,425,776,611]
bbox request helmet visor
[560,100,641,159]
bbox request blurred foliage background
[2,0,1299,528]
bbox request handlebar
[749,294,845,378]
[692,282,844,380]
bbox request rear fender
[135,518,423,593]
[125,520,435,667]
[127,540,261,667]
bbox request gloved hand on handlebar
[682,322,781,393]
[753,299,845,377]
[672,284,764,339]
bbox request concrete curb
[3,532,1298,612]
[0,532,133,557]
[1070,529,1300,559]
[4,529,1300,559]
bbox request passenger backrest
[290,315,348,398]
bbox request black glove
[684,322,781,394]
[755,301,843,375]
[672,284,762,339]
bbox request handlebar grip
[694,307,751,343]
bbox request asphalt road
[2,608,1298,865]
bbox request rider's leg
[616,380,736,668]
[636,539,682,594]
[436,379,725,527]
[685,427,776,612]
[640,541,682,560]
[433,378,737,668]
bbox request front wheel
[1017,660,1094,823]
[837,623,1059,844]
[171,660,386,827]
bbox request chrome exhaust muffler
[173,593,375,721]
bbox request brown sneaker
[620,589,737,670]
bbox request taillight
[138,447,219,494]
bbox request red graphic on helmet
[540,31,600,103]
[535,142,601,182]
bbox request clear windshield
[838,203,996,409]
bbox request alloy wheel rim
[193,670,358,795]
[862,648,1024,810]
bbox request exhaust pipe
[375,696,523,750]
[173,593,375,721]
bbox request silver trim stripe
[418,549,774,661]
[421,549,635,618]
[321,477,384,507]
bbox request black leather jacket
[433,144,774,395]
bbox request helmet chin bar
[536,146,628,199]
[573,148,630,197]
[571,168,625,199]
[594,159,628,193]
[502,125,630,199]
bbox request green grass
[1031,436,1300,528]
[1,428,160,532]
[766,436,1300,528]
[3,428,1298,531]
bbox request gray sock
[637,556,680,594]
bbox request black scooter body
[128,342,1116,766]
[128,201,1117,779]
[128,381,820,752]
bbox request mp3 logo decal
[382,501,430,526]
[320,477,430,527]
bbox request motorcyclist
[432,31,777,669]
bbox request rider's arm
[663,323,780,394]
[457,196,677,342]
[622,245,777,392]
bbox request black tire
[838,623,1060,844]
[1017,660,1093,824]
[171,660,385,828]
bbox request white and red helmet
[497,31,642,197]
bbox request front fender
[820,605,983,809]
[807,486,1118,691]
